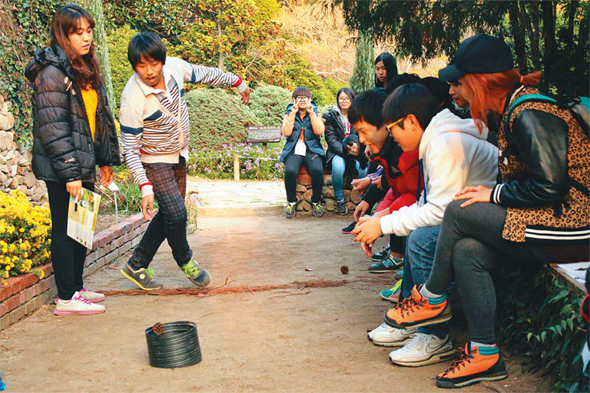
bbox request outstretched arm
[175,57,250,103]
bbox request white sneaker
[79,288,105,303]
[368,323,417,347]
[54,292,105,316]
[389,333,455,367]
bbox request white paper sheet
[556,262,589,284]
[294,140,307,156]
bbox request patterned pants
[128,157,192,269]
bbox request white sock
[420,285,444,299]
[471,341,495,348]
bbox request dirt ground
[0,212,548,392]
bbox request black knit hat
[439,34,514,82]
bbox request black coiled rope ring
[145,321,202,368]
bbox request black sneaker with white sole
[342,221,356,234]
[336,200,348,215]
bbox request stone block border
[296,166,361,214]
[0,212,148,331]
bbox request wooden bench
[548,262,588,295]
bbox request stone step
[197,204,283,217]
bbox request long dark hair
[50,4,101,89]
[374,52,398,88]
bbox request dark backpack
[505,93,590,137]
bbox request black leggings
[284,151,324,203]
[46,181,94,300]
[425,201,549,344]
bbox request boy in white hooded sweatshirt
[353,83,498,367]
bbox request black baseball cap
[439,34,514,82]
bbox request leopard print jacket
[496,87,590,243]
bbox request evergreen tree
[337,0,589,96]
[349,29,374,93]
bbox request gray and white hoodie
[380,109,499,236]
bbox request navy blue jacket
[280,103,325,162]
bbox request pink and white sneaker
[79,288,105,303]
[54,292,105,315]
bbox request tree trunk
[540,1,558,92]
[565,1,579,54]
[525,1,542,71]
[573,11,589,96]
[508,1,528,75]
[217,1,224,71]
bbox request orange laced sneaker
[384,285,452,329]
[436,344,508,389]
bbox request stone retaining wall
[0,97,47,203]
[295,166,361,214]
[0,213,148,331]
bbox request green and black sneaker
[312,202,325,218]
[284,199,298,219]
[120,263,163,291]
[182,259,211,288]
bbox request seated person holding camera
[280,87,325,219]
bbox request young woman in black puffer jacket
[323,87,368,215]
[25,4,120,316]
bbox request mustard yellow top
[80,87,98,141]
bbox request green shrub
[187,143,284,181]
[496,268,588,392]
[98,164,157,215]
[185,88,258,149]
[249,85,292,126]
[313,78,348,109]
[106,25,136,113]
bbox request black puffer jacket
[25,45,120,183]
[323,106,361,165]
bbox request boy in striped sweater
[119,32,250,290]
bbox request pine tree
[75,0,115,108]
[349,29,374,94]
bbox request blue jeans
[331,155,368,201]
[402,225,450,339]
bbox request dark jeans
[128,157,192,269]
[424,201,549,344]
[390,234,404,255]
[402,225,450,339]
[46,181,94,300]
[284,151,324,203]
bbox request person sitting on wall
[280,87,326,219]
[323,87,369,216]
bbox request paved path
[187,178,285,217]
[0,181,546,392]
